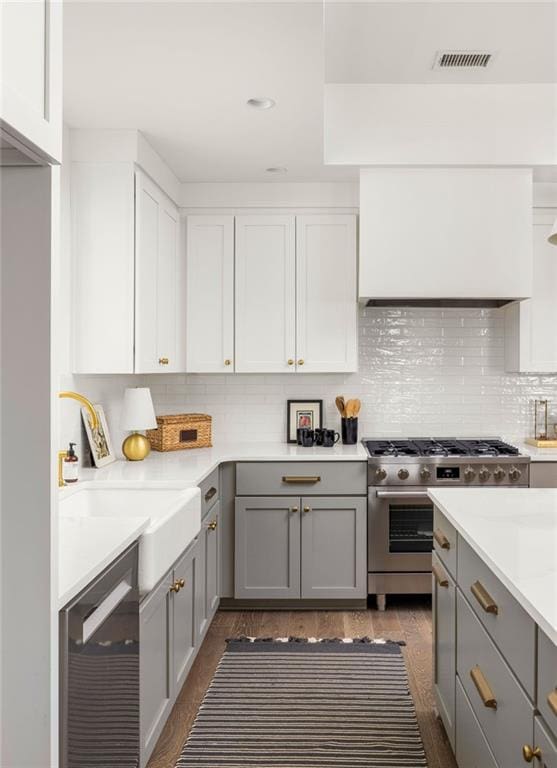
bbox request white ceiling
[64,1,557,183]
[325,2,557,84]
[64,2,357,182]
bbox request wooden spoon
[345,399,354,418]
[352,398,361,417]
[335,396,346,417]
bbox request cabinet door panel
[235,497,300,598]
[535,716,557,768]
[205,501,220,618]
[300,496,366,598]
[172,544,197,692]
[186,216,234,372]
[455,677,499,768]
[296,215,357,372]
[432,553,456,748]
[235,216,296,372]
[139,576,172,766]
[135,170,182,373]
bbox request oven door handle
[375,490,431,499]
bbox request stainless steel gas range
[363,437,530,610]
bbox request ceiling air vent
[433,51,494,70]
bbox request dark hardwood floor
[147,597,458,768]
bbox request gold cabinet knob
[523,745,542,762]
[158,357,169,365]
[178,578,185,588]
[298,359,304,366]
[303,505,311,513]
[208,521,217,531]
[224,359,231,366]
[169,580,182,593]
[291,506,299,513]
[287,359,294,366]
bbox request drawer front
[538,629,557,740]
[455,676,499,768]
[200,467,220,519]
[432,553,456,748]
[236,461,367,496]
[433,507,457,578]
[456,591,534,768]
[535,716,557,768]
[458,536,536,698]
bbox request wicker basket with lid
[147,414,212,452]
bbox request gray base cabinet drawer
[236,461,367,496]
[535,716,557,768]
[538,629,557,739]
[432,553,456,748]
[456,591,534,768]
[458,536,536,698]
[455,676,499,768]
[200,467,220,519]
[433,507,457,578]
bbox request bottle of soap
[63,443,79,484]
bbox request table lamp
[121,387,157,461]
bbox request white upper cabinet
[0,0,62,163]
[235,215,296,373]
[135,170,184,374]
[360,168,533,302]
[505,215,557,373]
[296,215,357,372]
[186,216,234,373]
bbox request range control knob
[375,468,387,481]
[398,468,410,480]
[493,466,506,481]
[420,467,431,482]
[509,466,522,482]
[464,466,476,482]
[478,466,491,482]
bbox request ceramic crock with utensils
[336,396,361,444]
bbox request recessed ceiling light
[266,166,287,174]
[247,97,276,110]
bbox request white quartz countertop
[516,441,557,462]
[428,488,557,644]
[58,515,149,609]
[81,441,368,487]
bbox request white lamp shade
[121,388,157,431]
[549,217,557,246]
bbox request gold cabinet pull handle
[547,690,557,717]
[471,580,499,615]
[169,580,182,593]
[158,357,169,365]
[208,521,217,531]
[287,359,294,366]
[303,506,311,513]
[433,529,451,550]
[224,359,231,366]
[297,359,305,365]
[432,563,449,588]
[470,666,497,709]
[282,476,321,484]
[522,745,542,762]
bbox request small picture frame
[286,399,323,444]
[81,404,116,468]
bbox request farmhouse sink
[59,482,201,593]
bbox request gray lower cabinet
[172,544,198,693]
[300,496,366,599]
[432,552,456,748]
[455,677,498,768]
[139,572,173,766]
[197,501,221,640]
[535,716,557,768]
[235,496,301,599]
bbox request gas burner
[413,439,468,457]
[365,440,420,457]
[456,439,520,457]
[364,437,524,459]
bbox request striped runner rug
[176,637,428,767]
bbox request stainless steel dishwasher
[60,543,140,768]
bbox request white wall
[148,306,557,443]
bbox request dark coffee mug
[297,427,315,447]
[321,428,340,448]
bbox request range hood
[359,168,533,307]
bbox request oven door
[368,488,433,572]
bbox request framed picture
[286,399,323,443]
[81,404,116,468]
